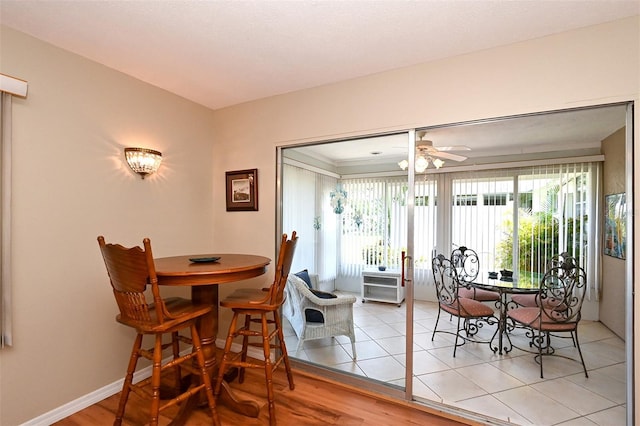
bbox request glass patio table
[471,276,539,355]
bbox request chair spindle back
[97,236,166,325]
[259,231,298,308]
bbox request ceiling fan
[415,131,469,163]
[398,131,470,172]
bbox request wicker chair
[283,273,357,359]
[97,236,219,426]
[507,256,588,378]
[214,232,298,426]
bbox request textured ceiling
[1,1,638,110]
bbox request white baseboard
[21,339,266,426]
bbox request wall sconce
[124,147,162,179]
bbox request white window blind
[339,177,390,278]
[0,74,26,348]
[449,162,600,299]
[413,177,438,284]
[283,159,600,299]
[282,164,338,284]
[450,170,514,274]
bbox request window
[450,162,600,295]
[454,194,477,206]
[451,173,514,274]
[483,193,510,206]
[283,158,600,299]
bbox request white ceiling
[1,1,634,168]
[1,1,638,111]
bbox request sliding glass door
[278,132,415,398]
[277,102,632,424]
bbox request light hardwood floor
[53,365,470,425]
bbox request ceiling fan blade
[435,145,471,152]
[430,151,467,162]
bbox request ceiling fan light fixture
[415,155,428,173]
[398,155,445,173]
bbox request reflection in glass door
[278,132,415,398]
[278,104,631,425]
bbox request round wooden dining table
[154,253,271,421]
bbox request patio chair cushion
[440,297,494,318]
[507,306,577,332]
[511,293,538,307]
[305,289,337,323]
[458,287,500,301]
[295,269,313,289]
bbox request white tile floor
[283,295,627,426]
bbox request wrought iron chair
[507,256,588,378]
[451,246,500,303]
[431,253,498,357]
[511,252,577,308]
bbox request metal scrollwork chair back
[507,256,588,378]
[451,246,499,303]
[431,253,498,357]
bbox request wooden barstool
[97,236,219,426]
[214,232,298,426]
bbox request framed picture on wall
[604,192,626,259]
[225,168,258,211]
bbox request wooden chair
[97,236,219,426]
[214,232,298,426]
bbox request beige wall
[0,27,218,425]
[1,15,639,426]
[601,127,627,338]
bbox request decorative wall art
[226,169,258,211]
[604,192,626,259]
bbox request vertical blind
[339,177,391,277]
[449,162,600,299]
[283,160,601,299]
[450,170,514,274]
[413,177,438,284]
[282,163,338,284]
[0,74,26,348]
[1,92,13,348]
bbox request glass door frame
[403,129,416,401]
[275,129,418,401]
[275,102,634,422]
